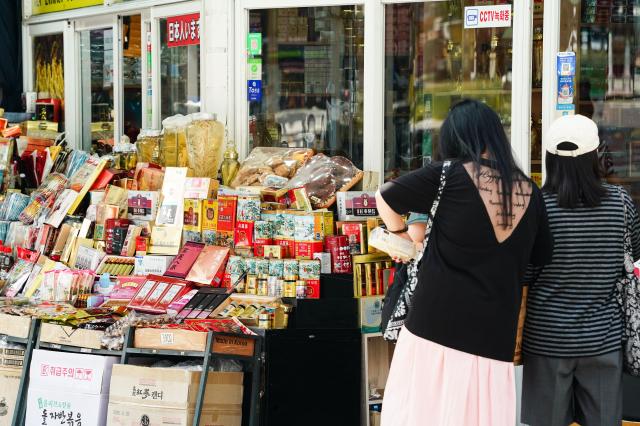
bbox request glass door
[383,1,514,180]
[78,23,116,153]
[557,2,640,206]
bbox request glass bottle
[220,142,240,186]
[533,27,544,88]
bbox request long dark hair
[439,99,527,228]
[543,144,605,208]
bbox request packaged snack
[186,113,225,178]
[368,227,416,262]
[286,154,363,209]
[230,147,313,188]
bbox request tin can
[258,312,273,329]
[257,274,269,296]
[267,276,278,297]
[253,306,267,319]
[230,304,246,317]
[242,304,258,318]
[296,280,307,299]
[246,275,258,295]
[283,275,297,298]
[275,279,284,298]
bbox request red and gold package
[274,238,295,259]
[325,235,352,274]
[305,279,320,299]
[216,195,237,242]
[294,240,324,260]
[186,245,230,286]
[234,221,254,248]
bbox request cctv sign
[464,5,512,29]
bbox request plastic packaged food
[136,129,162,163]
[286,154,363,209]
[368,227,417,262]
[230,147,314,188]
[161,115,191,169]
[186,113,225,178]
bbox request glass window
[384,2,513,180]
[80,28,114,153]
[33,34,64,130]
[560,2,640,206]
[247,6,364,169]
[159,17,201,121]
[122,15,143,142]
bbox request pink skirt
[381,327,516,426]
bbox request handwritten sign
[166,13,200,48]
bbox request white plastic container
[368,227,417,262]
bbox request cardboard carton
[26,387,109,426]
[39,323,105,350]
[0,367,20,425]
[134,328,208,352]
[0,314,31,338]
[107,403,241,426]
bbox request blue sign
[557,52,576,77]
[465,8,479,27]
[247,80,262,102]
[557,76,574,105]
[556,104,575,112]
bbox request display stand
[7,320,263,426]
[361,332,394,426]
[9,318,40,426]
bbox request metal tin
[241,304,258,318]
[267,276,278,297]
[246,275,258,295]
[258,313,273,329]
[257,274,269,296]
[283,276,296,298]
[230,304,246,317]
[275,279,284,298]
[296,280,307,299]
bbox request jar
[136,129,162,163]
[186,113,225,178]
[258,312,273,329]
[218,303,237,318]
[242,304,258,318]
[161,115,191,169]
[246,275,258,295]
[257,274,269,296]
[267,276,278,297]
[296,280,307,299]
[220,142,240,186]
[283,275,297,298]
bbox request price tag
[160,332,174,345]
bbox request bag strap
[416,160,452,261]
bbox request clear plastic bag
[230,147,313,188]
[286,154,363,208]
[101,311,175,351]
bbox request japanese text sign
[464,5,512,29]
[167,13,201,48]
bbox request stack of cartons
[107,364,244,426]
[0,367,20,425]
[25,350,119,426]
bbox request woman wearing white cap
[521,114,640,426]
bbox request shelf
[368,399,383,405]
[4,336,29,345]
[125,347,255,361]
[364,332,383,338]
[38,341,122,357]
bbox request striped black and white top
[523,184,640,358]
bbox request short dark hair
[543,143,605,208]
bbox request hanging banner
[464,5,512,29]
[166,13,201,48]
[32,0,103,15]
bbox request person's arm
[528,189,553,267]
[375,191,410,242]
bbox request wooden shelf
[368,399,383,405]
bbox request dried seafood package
[230,147,313,188]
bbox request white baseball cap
[545,114,600,157]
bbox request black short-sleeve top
[380,160,552,362]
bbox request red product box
[294,240,324,260]
[216,195,237,234]
[234,221,254,248]
[274,238,295,259]
[127,279,158,309]
[105,219,131,255]
[340,222,366,255]
[164,241,205,279]
[106,276,147,305]
[325,235,352,274]
[253,238,273,257]
[305,279,320,299]
[186,245,230,287]
[154,282,191,312]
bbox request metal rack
[6,320,263,426]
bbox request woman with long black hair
[375,100,552,425]
[521,114,640,426]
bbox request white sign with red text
[464,5,512,29]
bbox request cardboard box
[107,365,243,410]
[359,296,384,333]
[29,349,118,395]
[39,323,105,350]
[26,387,109,426]
[134,328,208,352]
[134,255,175,276]
[107,403,241,426]
[0,367,20,425]
[336,191,378,221]
[0,313,31,338]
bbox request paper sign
[557,76,574,104]
[166,13,201,48]
[248,80,262,102]
[557,52,576,76]
[248,58,262,80]
[247,33,262,56]
[464,5,512,28]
